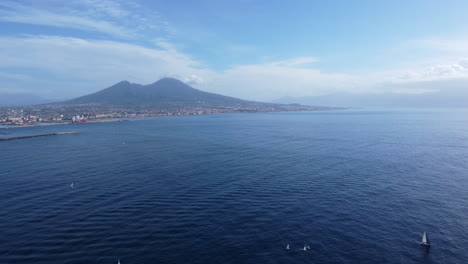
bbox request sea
[1,109,467,264]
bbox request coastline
[0,118,126,129]
[0,108,344,129]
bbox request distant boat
[70,182,74,189]
[302,245,310,251]
[72,116,86,123]
[420,232,431,246]
[117,258,120,264]
[286,244,290,250]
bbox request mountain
[0,79,336,123]
[64,78,264,108]
[0,93,57,107]
[61,78,333,112]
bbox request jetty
[0,131,78,141]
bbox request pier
[0,131,78,141]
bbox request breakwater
[0,131,77,141]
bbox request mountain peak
[114,80,131,86]
[153,77,185,85]
[63,77,237,106]
[159,77,180,81]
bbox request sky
[1,0,468,102]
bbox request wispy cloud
[415,38,468,53]
[1,34,468,100]
[74,0,129,18]
[0,35,212,96]
[270,57,319,67]
[0,0,170,38]
[402,59,468,82]
[206,59,358,100]
[372,58,468,86]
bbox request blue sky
[1,0,468,100]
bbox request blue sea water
[1,109,468,264]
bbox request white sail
[286,244,290,250]
[422,232,429,244]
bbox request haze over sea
[1,109,467,264]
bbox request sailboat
[302,245,310,251]
[70,182,74,189]
[420,232,430,246]
[286,244,290,250]
[117,258,121,264]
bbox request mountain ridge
[63,78,262,108]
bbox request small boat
[70,182,74,189]
[302,245,310,251]
[118,258,120,264]
[420,232,430,246]
[286,244,290,250]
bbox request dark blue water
[1,110,468,264]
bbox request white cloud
[0,35,356,100]
[1,35,468,101]
[0,36,213,97]
[75,0,129,18]
[203,60,359,100]
[458,58,468,68]
[153,38,178,51]
[183,74,204,85]
[0,0,170,38]
[377,58,468,85]
[270,57,319,67]
[416,38,468,53]
[0,1,131,37]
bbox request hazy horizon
[1,77,467,108]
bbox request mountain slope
[64,78,258,108]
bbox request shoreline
[0,118,125,129]
[0,108,346,129]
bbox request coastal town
[0,103,326,126]
[0,105,231,125]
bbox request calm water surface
[1,109,467,264]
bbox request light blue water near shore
[1,109,468,264]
